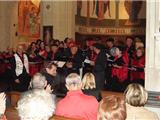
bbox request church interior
[0,0,160,120]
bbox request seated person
[97,95,126,120]
[29,72,53,94]
[82,72,102,102]
[124,83,159,120]
[41,61,67,97]
[0,92,6,120]
[55,73,98,120]
[17,89,55,120]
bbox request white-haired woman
[124,83,159,120]
[17,89,56,120]
[82,72,102,101]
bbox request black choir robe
[93,50,107,90]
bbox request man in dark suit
[90,43,107,90]
[41,61,67,97]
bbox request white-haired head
[17,89,55,120]
[30,73,47,89]
[65,73,82,90]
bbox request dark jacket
[93,50,107,89]
[64,49,83,74]
[94,51,107,72]
[42,72,67,97]
[82,88,102,102]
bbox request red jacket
[0,115,7,120]
[112,52,129,82]
[131,56,145,81]
[55,90,98,120]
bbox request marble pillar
[145,0,160,92]
[145,0,160,118]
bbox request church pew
[6,90,123,107]
[5,91,123,120]
[7,91,21,107]
[50,115,84,120]
[5,107,84,120]
[5,107,20,120]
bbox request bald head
[16,44,24,55]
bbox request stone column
[145,0,160,92]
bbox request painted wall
[0,1,18,51]
[41,1,75,41]
[0,1,75,51]
[80,0,146,19]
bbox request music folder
[84,59,91,64]
[54,61,66,68]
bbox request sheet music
[107,59,114,62]
[84,59,91,64]
[106,53,111,58]
[54,61,66,68]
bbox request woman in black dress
[82,72,102,102]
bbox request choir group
[0,36,145,92]
[0,37,159,120]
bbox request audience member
[17,89,55,120]
[124,83,159,120]
[29,72,53,93]
[97,95,126,120]
[0,92,6,120]
[55,73,98,120]
[82,72,102,101]
[41,61,66,96]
